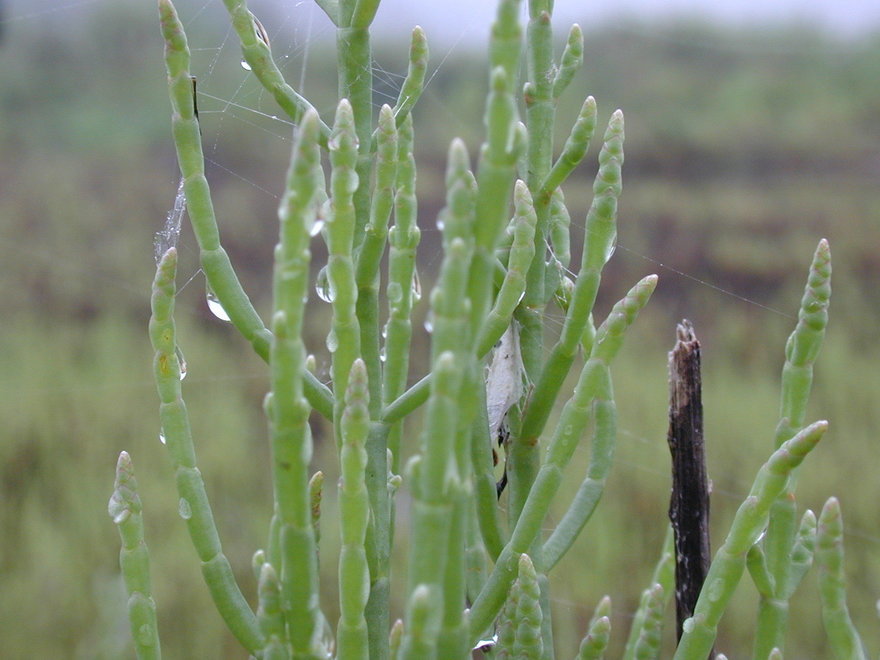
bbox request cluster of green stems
[108,0,866,657]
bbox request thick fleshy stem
[382,113,421,456]
[149,248,263,653]
[512,554,544,659]
[623,527,675,660]
[399,353,465,660]
[355,104,398,415]
[469,64,525,339]
[270,111,326,657]
[475,180,537,356]
[108,451,162,660]
[577,596,612,660]
[365,114,420,659]
[539,96,598,200]
[369,26,428,147]
[337,360,372,660]
[755,239,831,658]
[629,584,666,660]
[336,0,375,252]
[673,421,828,659]
[552,24,584,101]
[815,497,867,660]
[158,0,332,419]
[255,563,289,660]
[325,99,363,440]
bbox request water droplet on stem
[206,284,231,322]
[176,346,187,381]
[410,270,422,302]
[315,266,335,303]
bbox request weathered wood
[667,319,712,646]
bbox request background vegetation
[1,2,878,656]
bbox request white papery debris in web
[485,322,526,438]
[154,178,186,264]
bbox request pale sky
[367,0,880,43]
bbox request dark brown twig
[667,320,712,646]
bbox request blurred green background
[1,0,878,657]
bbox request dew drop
[108,494,130,525]
[423,313,434,333]
[206,284,231,322]
[309,219,325,237]
[326,329,339,353]
[178,498,193,520]
[410,270,422,302]
[158,430,167,445]
[472,634,498,653]
[319,616,335,658]
[175,346,187,381]
[386,282,403,304]
[435,216,445,231]
[604,232,618,263]
[315,266,335,303]
[240,59,252,71]
[379,346,386,363]
[682,617,695,633]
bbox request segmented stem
[108,452,162,660]
[270,110,326,657]
[149,248,263,653]
[816,497,867,660]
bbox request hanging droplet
[240,60,253,71]
[435,216,445,231]
[315,265,335,303]
[206,283,232,322]
[472,635,498,653]
[379,345,386,363]
[604,231,618,263]
[159,429,167,445]
[178,498,193,520]
[319,615,335,659]
[423,313,434,333]
[325,329,339,353]
[410,270,422,302]
[176,346,188,381]
[386,282,402,304]
[309,219,325,237]
[108,494,130,525]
